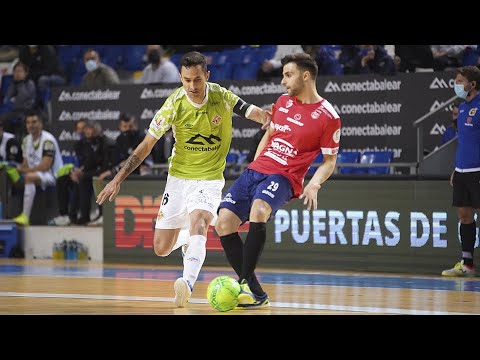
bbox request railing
[413,94,458,164]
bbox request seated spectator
[18,45,66,92]
[0,61,37,138]
[303,45,343,76]
[81,49,120,87]
[151,128,174,165]
[12,110,63,226]
[141,45,180,84]
[442,101,460,144]
[51,120,116,225]
[340,45,396,75]
[257,45,304,81]
[394,45,434,72]
[431,45,475,71]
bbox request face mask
[85,59,98,72]
[148,51,160,64]
[454,83,470,99]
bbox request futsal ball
[207,276,241,312]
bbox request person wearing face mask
[442,100,460,144]
[140,45,180,84]
[113,113,153,176]
[80,49,120,88]
[442,66,480,277]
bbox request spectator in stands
[431,45,475,71]
[12,110,63,226]
[18,45,66,92]
[141,45,180,84]
[442,100,460,144]
[74,118,87,140]
[257,45,304,81]
[51,120,116,225]
[340,45,396,75]
[0,61,37,138]
[81,49,120,87]
[394,45,434,72]
[303,45,343,76]
[112,113,153,177]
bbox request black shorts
[452,171,480,208]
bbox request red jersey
[249,94,341,198]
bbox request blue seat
[336,151,360,174]
[307,152,324,175]
[0,74,13,102]
[360,151,394,175]
[226,152,239,164]
[123,45,146,71]
[101,45,125,70]
[62,155,79,167]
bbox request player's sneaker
[236,279,271,309]
[173,277,192,307]
[441,260,476,277]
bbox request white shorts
[155,174,225,229]
[36,171,56,190]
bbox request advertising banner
[103,178,471,275]
[51,72,456,163]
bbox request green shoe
[235,280,271,309]
[13,213,29,226]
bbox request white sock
[183,235,206,288]
[171,229,190,253]
[23,183,36,217]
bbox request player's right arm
[96,132,157,205]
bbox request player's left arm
[233,98,271,130]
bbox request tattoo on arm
[122,154,142,177]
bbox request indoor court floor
[0,259,479,315]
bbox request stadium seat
[123,45,146,71]
[360,151,394,175]
[101,45,125,70]
[336,151,360,174]
[0,74,13,102]
[62,155,79,167]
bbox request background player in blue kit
[442,66,480,277]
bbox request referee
[442,66,480,277]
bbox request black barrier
[50,72,457,164]
[102,177,474,275]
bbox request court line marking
[0,291,471,315]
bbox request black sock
[461,222,476,267]
[240,222,266,296]
[220,232,263,295]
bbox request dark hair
[74,118,87,131]
[119,112,135,123]
[25,110,42,122]
[456,66,480,90]
[281,53,318,79]
[180,51,207,72]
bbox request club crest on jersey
[333,129,341,144]
[155,115,165,126]
[211,114,222,125]
[469,108,478,116]
[311,110,320,119]
[157,210,164,221]
[286,99,294,108]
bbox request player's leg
[443,171,477,277]
[215,169,263,292]
[237,173,293,308]
[14,171,49,225]
[180,178,225,293]
[152,175,191,306]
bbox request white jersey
[22,130,63,178]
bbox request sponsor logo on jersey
[286,99,293,108]
[274,123,292,133]
[286,117,304,126]
[278,107,289,113]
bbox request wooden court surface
[0,258,479,315]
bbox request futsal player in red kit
[215,53,342,308]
